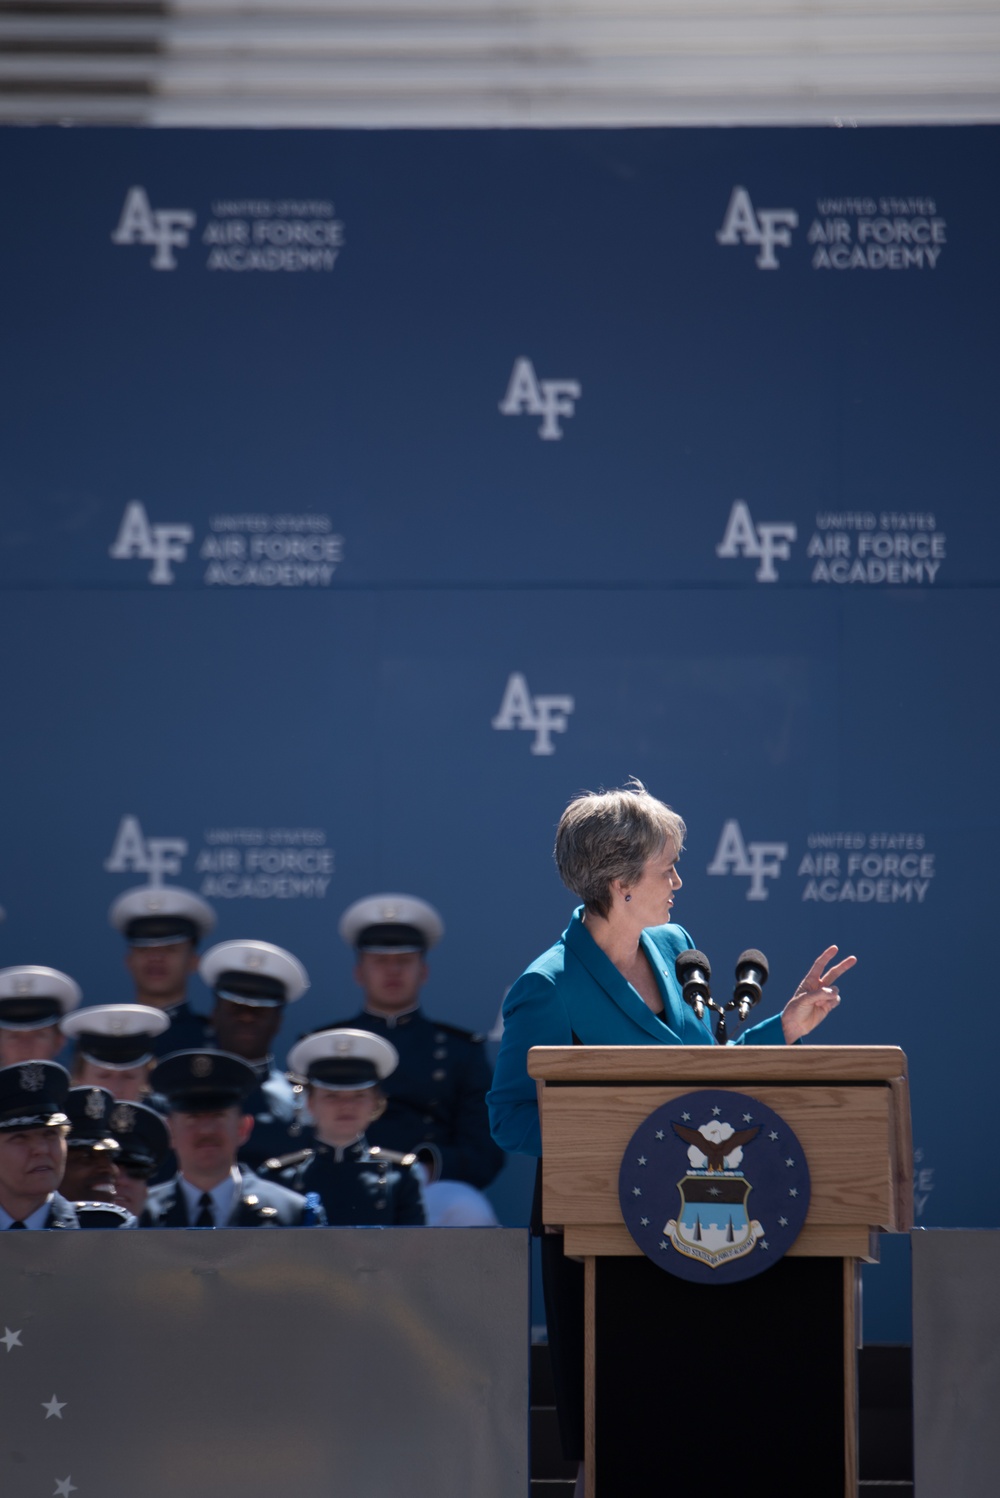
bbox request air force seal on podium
[618,1089,810,1285]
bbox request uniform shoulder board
[430,1019,485,1044]
[261,1148,314,1174]
[368,1146,418,1167]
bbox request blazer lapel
[564,911,684,1044]
[639,929,694,1040]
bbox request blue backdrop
[2,124,997,1335]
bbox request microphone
[675,950,712,1021]
[734,949,769,1021]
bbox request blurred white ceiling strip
[1,1,998,126]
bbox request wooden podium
[529,1044,911,1498]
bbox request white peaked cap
[338,893,444,952]
[200,939,309,1005]
[108,885,217,940]
[0,966,82,1013]
[287,1027,399,1089]
[61,1003,170,1040]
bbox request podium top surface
[527,1044,908,1084]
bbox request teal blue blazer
[487,907,787,1156]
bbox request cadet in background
[108,885,216,1054]
[0,966,80,1067]
[107,1098,170,1220]
[143,1050,323,1228]
[200,938,311,1169]
[62,1003,169,1100]
[328,894,502,1226]
[267,1027,425,1225]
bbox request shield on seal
[665,1172,762,1267]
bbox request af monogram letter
[111,186,196,271]
[707,820,788,901]
[109,501,193,585]
[716,187,798,270]
[499,358,581,440]
[492,672,575,755]
[105,815,188,887]
[716,500,797,583]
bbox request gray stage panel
[913,1229,1000,1498]
[0,1228,529,1498]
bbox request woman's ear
[370,1091,387,1121]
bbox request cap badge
[110,1018,126,1034]
[111,1104,135,1132]
[191,1055,213,1078]
[146,895,163,912]
[19,1064,44,1092]
[335,1037,352,1053]
[13,976,34,996]
[381,905,398,920]
[85,1089,105,1120]
[245,950,265,969]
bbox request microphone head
[736,949,768,983]
[675,950,711,981]
[734,949,768,1008]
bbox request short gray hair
[554,778,686,919]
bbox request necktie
[8,1220,26,1230]
[195,1192,215,1227]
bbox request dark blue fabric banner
[2,125,997,1333]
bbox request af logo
[105,815,187,887]
[707,820,788,901]
[492,672,574,755]
[716,186,799,270]
[111,186,196,271]
[499,357,581,440]
[716,499,797,583]
[109,501,194,585]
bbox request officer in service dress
[61,1003,169,1100]
[0,1061,128,1230]
[326,895,502,1226]
[200,939,311,1170]
[109,885,216,1054]
[143,1050,323,1228]
[0,966,80,1068]
[60,1085,123,1206]
[106,1098,170,1220]
[265,1028,425,1226]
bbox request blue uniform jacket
[265,1137,426,1226]
[487,908,787,1157]
[325,1008,504,1189]
[151,1002,210,1057]
[142,1166,321,1227]
[236,1060,314,1171]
